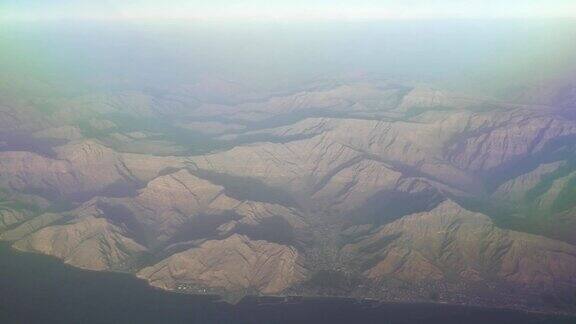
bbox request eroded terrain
[1,78,576,313]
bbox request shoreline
[2,241,574,318]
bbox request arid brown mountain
[1,78,575,313]
[138,234,307,295]
[343,200,576,286]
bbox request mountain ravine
[1,78,576,313]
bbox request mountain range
[1,77,575,313]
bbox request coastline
[1,241,574,320]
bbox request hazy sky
[2,1,576,97]
[2,0,576,21]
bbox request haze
[2,0,576,21]
[1,1,576,322]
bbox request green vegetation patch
[524,159,576,204]
[551,176,576,214]
[403,105,454,119]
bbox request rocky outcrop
[448,114,576,173]
[0,140,185,199]
[13,216,147,271]
[0,213,64,242]
[191,116,476,199]
[98,169,239,243]
[344,200,576,287]
[494,161,565,201]
[95,169,307,247]
[0,207,33,232]
[138,234,307,294]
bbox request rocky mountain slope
[1,78,575,313]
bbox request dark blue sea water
[0,243,573,324]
